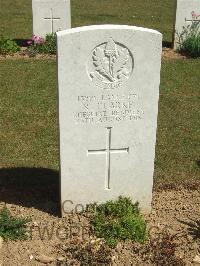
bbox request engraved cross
[44,8,60,33]
[185,17,200,23]
[87,127,129,190]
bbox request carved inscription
[44,8,60,33]
[74,92,144,124]
[87,127,129,190]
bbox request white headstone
[173,0,200,49]
[57,25,162,215]
[32,0,71,38]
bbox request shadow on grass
[196,160,200,168]
[178,219,200,240]
[162,40,172,48]
[0,167,60,217]
[13,39,30,47]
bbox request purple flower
[31,35,45,44]
[191,11,200,19]
[27,40,33,45]
[191,11,196,18]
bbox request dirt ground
[162,48,187,60]
[0,177,199,266]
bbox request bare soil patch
[0,50,56,60]
[162,48,187,60]
[0,184,199,265]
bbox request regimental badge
[87,38,134,89]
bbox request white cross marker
[87,127,129,190]
[185,16,200,23]
[44,8,60,33]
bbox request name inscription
[74,92,144,124]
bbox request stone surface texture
[57,25,162,215]
[32,0,71,38]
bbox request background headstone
[57,25,162,215]
[173,0,200,49]
[32,0,71,38]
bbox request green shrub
[43,33,56,54]
[180,34,200,58]
[91,196,147,248]
[0,207,30,240]
[178,16,200,58]
[0,36,20,54]
[28,33,56,55]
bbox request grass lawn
[0,0,175,43]
[156,59,200,184]
[0,59,199,185]
[0,60,58,170]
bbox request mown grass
[156,59,200,184]
[0,0,175,43]
[0,0,32,39]
[0,59,199,184]
[0,59,58,169]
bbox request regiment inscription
[74,92,144,124]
